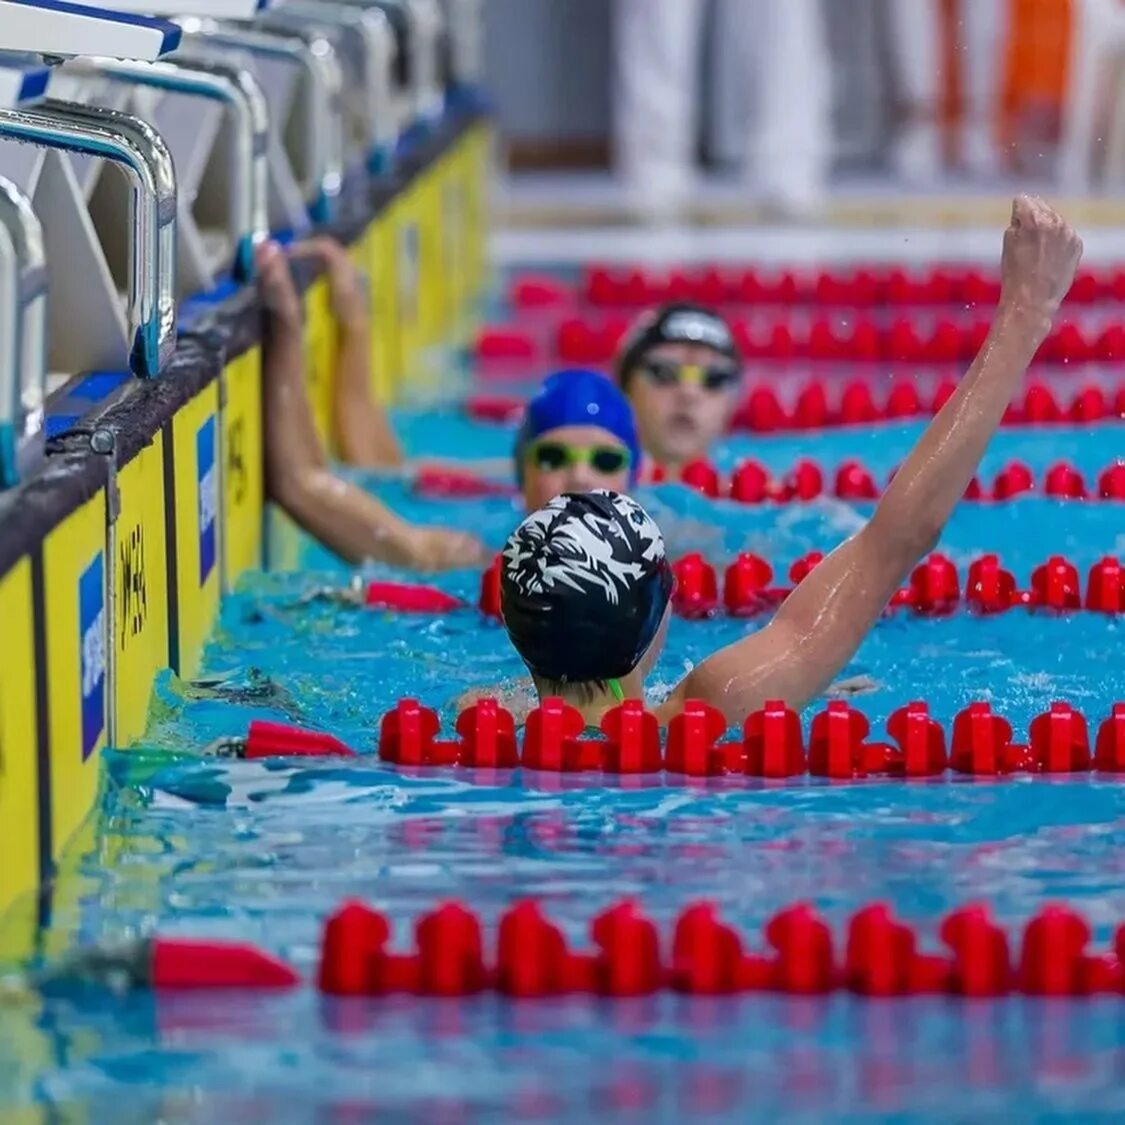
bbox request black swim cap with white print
[500,490,674,684]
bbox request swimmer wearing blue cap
[495,198,1082,725]
[515,368,641,511]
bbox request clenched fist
[256,241,303,333]
[291,236,369,330]
[1000,195,1084,321]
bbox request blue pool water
[4,404,1125,1121]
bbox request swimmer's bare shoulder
[455,680,538,724]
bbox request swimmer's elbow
[267,464,313,515]
[265,465,300,510]
[268,467,341,540]
[867,511,941,572]
[907,520,942,562]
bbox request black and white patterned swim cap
[500,490,674,683]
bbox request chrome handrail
[0,176,46,488]
[442,0,482,87]
[63,54,269,280]
[404,0,443,122]
[0,98,177,377]
[179,18,343,222]
[260,1,396,170]
[362,0,441,125]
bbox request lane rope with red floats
[318,896,1125,999]
[226,696,1125,780]
[89,898,1125,999]
[414,453,1125,506]
[292,551,1125,619]
[478,311,1125,369]
[667,456,1124,504]
[465,379,1125,432]
[478,550,1125,620]
[508,264,1124,312]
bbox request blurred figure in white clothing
[612,0,833,221]
[884,0,1005,182]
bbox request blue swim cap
[514,368,641,486]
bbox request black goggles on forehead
[637,357,742,392]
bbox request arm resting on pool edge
[657,195,1084,727]
[258,241,490,573]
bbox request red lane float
[557,316,630,365]
[152,938,300,989]
[222,697,1125,778]
[364,581,465,613]
[680,459,722,498]
[370,696,1125,782]
[510,274,575,312]
[966,555,1018,613]
[671,553,719,618]
[413,467,515,499]
[244,720,357,760]
[464,392,526,424]
[723,553,778,616]
[473,327,539,363]
[317,896,1125,999]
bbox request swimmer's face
[625,342,742,471]
[520,424,632,511]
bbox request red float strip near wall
[464,379,1125,431]
[127,899,1125,998]
[240,695,1125,779]
[337,552,1124,619]
[477,551,1125,620]
[318,897,1125,999]
[377,698,1125,778]
[477,315,1125,368]
[509,265,1123,312]
[150,938,298,990]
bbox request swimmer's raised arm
[259,241,489,572]
[661,195,1083,725]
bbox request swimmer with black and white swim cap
[502,490,673,705]
[490,199,1083,727]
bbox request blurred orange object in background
[1001,0,1074,153]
